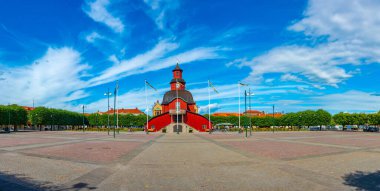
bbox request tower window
[176,71,179,76]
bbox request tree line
[333,112,380,127]
[1,105,380,131]
[206,109,380,129]
[0,105,28,131]
[29,107,87,130]
[86,113,148,127]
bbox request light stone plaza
[1,131,380,190]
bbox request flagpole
[176,79,179,134]
[238,82,241,132]
[103,89,112,135]
[208,80,211,134]
[117,81,120,134]
[249,88,252,136]
[145,80,149,135]
[113,87,116,138]
[117,82,119,134]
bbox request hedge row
[0,105,28,125]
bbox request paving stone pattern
[0,131,379,190]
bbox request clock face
[176,83,180,88]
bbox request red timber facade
[147,64,211,133]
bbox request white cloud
[264,78,274,84]
[88,40,178,86]
[280,74,302,82]
[83,0,125,33]
[198,103,220,114]
[232,0,380,87]
[190,83,308,104]
[0,47,89,110]
[239,43,354,87]
[143,0,179,30]
[313,90,380,113]
[85,86,167,113]
[289,0,380,44]
[85,31,105,43]
[88,40,220,87]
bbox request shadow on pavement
[0,171,57,191]
[0,171,97,191]
[343,170,380,191]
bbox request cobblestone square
[0,131,379,191]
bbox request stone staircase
[163,123,198,134]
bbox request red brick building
[100,108,144,115]
[213,110,283,118]
[147,64,211,133]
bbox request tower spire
[173,62,182,71]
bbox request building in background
[212,110,283,118]
[147,64,211,133]
[99,108,144,116]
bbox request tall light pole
[7,103,10,133]
[82,105,85,133]
[104,89,112,135]
[116,82,119,134]
[208,80,211,134]
[145,80,157,134]
[208,80,219,134]
[245,90,247,113]
[246,89,254,136]
[238,82,248,133]
[176,79,180,134]
[272,104,275,133]
[50,114,53,131]
[113,81,119,138]
[244,90,247,137]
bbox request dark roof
[170,78,186,84]
[162,90,195,104]
[172,63,183,71]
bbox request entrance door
[174,125,183,133]
[173,115,183,123]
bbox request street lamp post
[51,114,53,131]
[272,104,275,133]
[245,90,247,138]
[208,80,211,134]
[208,80,219,134]
[238,82,248,134]
[145,80,157,135]
[104,89,112,135]
[33,114,38,131]
[96,111,99,131]
[145,80,149,135]
[246,89,254,137]
[176,79,179,134]
[116,82,120,135]
[299,115,302,131]
[82,105,85,133]
[113,81,119,138]
[7,103,10,133]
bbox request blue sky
[1,0,380,114]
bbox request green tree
[315,109,332,130]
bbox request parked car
[344,125,358,131]
[326,125,342,131]
[309,126,320,131]
[363,126,379,132]
[0,127,11,133]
